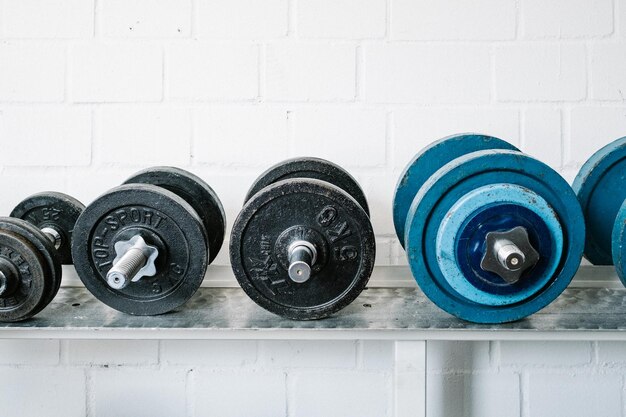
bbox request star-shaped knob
[480,226,540,284]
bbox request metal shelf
[2,286,626,341]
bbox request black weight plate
[0,217,62,313]
[244,158,370,216]
[123,167,226,265]
[0,229,48,322]
[231,178,375,320]
[11,192,85,265]
[72,184,209,316]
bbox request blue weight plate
[437,185,563,307]
[405,149,585,323]
[393,133,519,247]
[573,137,626,265]
[613,201,626,286]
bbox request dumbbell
[71,167,225,315]
[573,137,626,284]
[230,157,375,320]
[0,192,85,322]
[393,134,585,324]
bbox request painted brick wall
[1,0,625,269]
[1,339,625,417]
[1,1,626,416]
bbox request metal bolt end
[497,243,526,270]
[0,260,18,297]
[107,270,129,290]
[0,270,8,297]
[288,259,312,283]
[41,227,62,251]
[287,241,317,284]
[106,235,159,290]
[480,226,540,284]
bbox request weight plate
[404,150,584,323]
[573,136,626,265]
[244,157,370,216]
[231,178,375,320]
[613,201,626,287]
[72,184,209,315]
[124,167,226,265]
[435,184,563,306]
[10,192,85,265]
[393,133,519,247]
[0,229,48,322]
[0,217,62,313]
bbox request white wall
[1,0,625,268]
[1,339,625,417]
[1,0,626,416]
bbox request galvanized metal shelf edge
[1,286,626,341]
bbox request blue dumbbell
[573,137,626,284]
[394,134,585,323]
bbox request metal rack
[2,285,626,341]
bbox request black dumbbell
[230,157,376,320]
[0,192,85,322]
[71,167,225,315]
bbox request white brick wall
[591,43,626,100]
[528,373,622,416]
[194,106,289,166]
[196,0,288,39]
[70,43,163,102]
[0,43,65,102]
[94,368,188,417]
[0,0,624,267]
[101,0,192,38]
[0,107,92,165]
[495,44,587,101]
[364,44,492,103]
[0,367,86,416]
[521,0,614,38]
[298,0,386,39]
[293,107,387,167]
[2,0,94,38]
[97,106,191,165]
[196,370,287,417]
[265,43,356,101]
[167,42,259,100]
[391,0,517,40]
[0,339,621,417]
[427,341,625,417]
[2,2,626,415]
